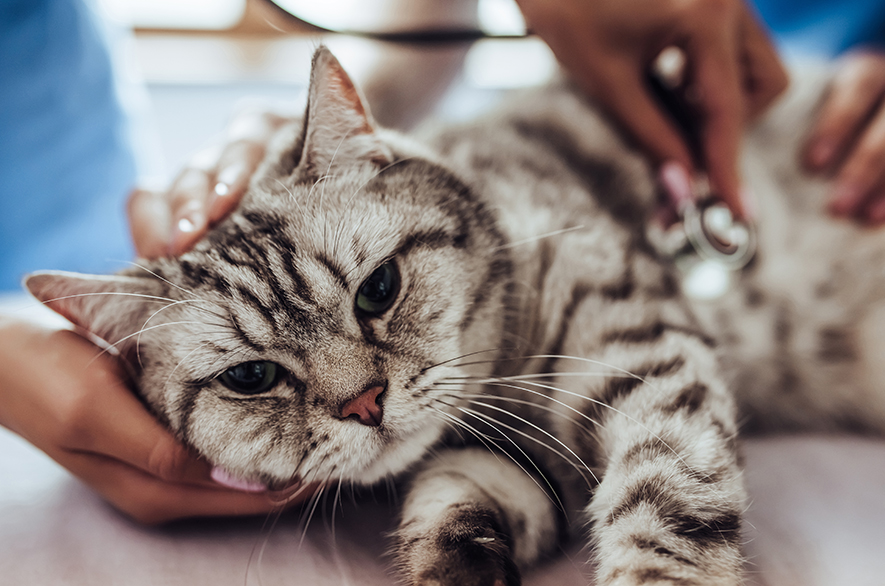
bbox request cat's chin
[338,419,447,486]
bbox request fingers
[688,13,747,219]
[738,5,789,119]
[38,330,210,486]
[804,53,885,173]
[583,57,697,173]
[801,52,885,222]
[127,188,172,260]
[64,451,300,525]
[166,167,213,255]
[206,138,268,225]
[829,105,885,220]
[128,109,288,259]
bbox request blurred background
[99,0,556,185]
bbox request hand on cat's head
[128,108,289,259]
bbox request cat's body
[26,49,885,585]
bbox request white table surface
[2,294,884,585]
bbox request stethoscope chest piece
[682,199,756,269]
[649,194,758,300]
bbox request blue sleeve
[0,0,137,292]
[752,0,885,57]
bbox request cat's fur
[26,48,885,585]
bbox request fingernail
[829,183,863,216]
[808,139,835,169]
[214,182,230,197]
[170,202,207,254]
[740,186,758,222]
[214,164,245,198]
[210,466,267,493]
[659,161,694,211]
[176,208,205,235]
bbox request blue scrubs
[753,0,885,57]
[0,0,136,291]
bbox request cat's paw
[395,504,521,586]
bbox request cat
[24,46,885,586]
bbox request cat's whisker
[446,371,634,382]
[443,354,646,383]
[429,403,499,447]
[420,347,513,374]
[246,498,289,586]
[135,298,234,368]
[306,173,333,200]
[274,177,298,205]
[328,478,345,547]
[432,400,569,513]
[163,341,215,391]
[428,402,552,500]
[126,261,199,299]
[317,128,354,207]
[435,379,607,447]
[84,320,226,369]
[451,376,711,484]
[450,398,598,487]
[38,291,177,306]
[492,225,586,251]
[298,480,329,549]
[344,156,416,209]
[435,391,597,438]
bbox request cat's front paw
[395,504,521,586]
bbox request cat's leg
[393,448,560,586]
[528,247,748,586]
[564,329,747,585]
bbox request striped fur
[26,50,885,585]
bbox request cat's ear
[25,271,167,360]
[296,45,392,178]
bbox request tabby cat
[25,47,885,586]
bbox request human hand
[128,108,289,259]
[802,51,885,224]
[0,316,310,524]
[515,0,788,220]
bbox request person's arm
[514,0,788,219]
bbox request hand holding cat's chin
[128,108,290,260]
[0,316,310,524]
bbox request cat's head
[26,47,512,488]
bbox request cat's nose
[340,384,385,427]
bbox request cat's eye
[356,261,400,315]
[219,361,280,395]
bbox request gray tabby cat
[25,47,885,586]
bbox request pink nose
[340,384,385,427]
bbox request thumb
[69,356,212,485]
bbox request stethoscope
[644,50,758,270]
[263,0,758,271]
[682,196,756,269]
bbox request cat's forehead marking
[167,156,485,359]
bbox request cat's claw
[397,505,521,586]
